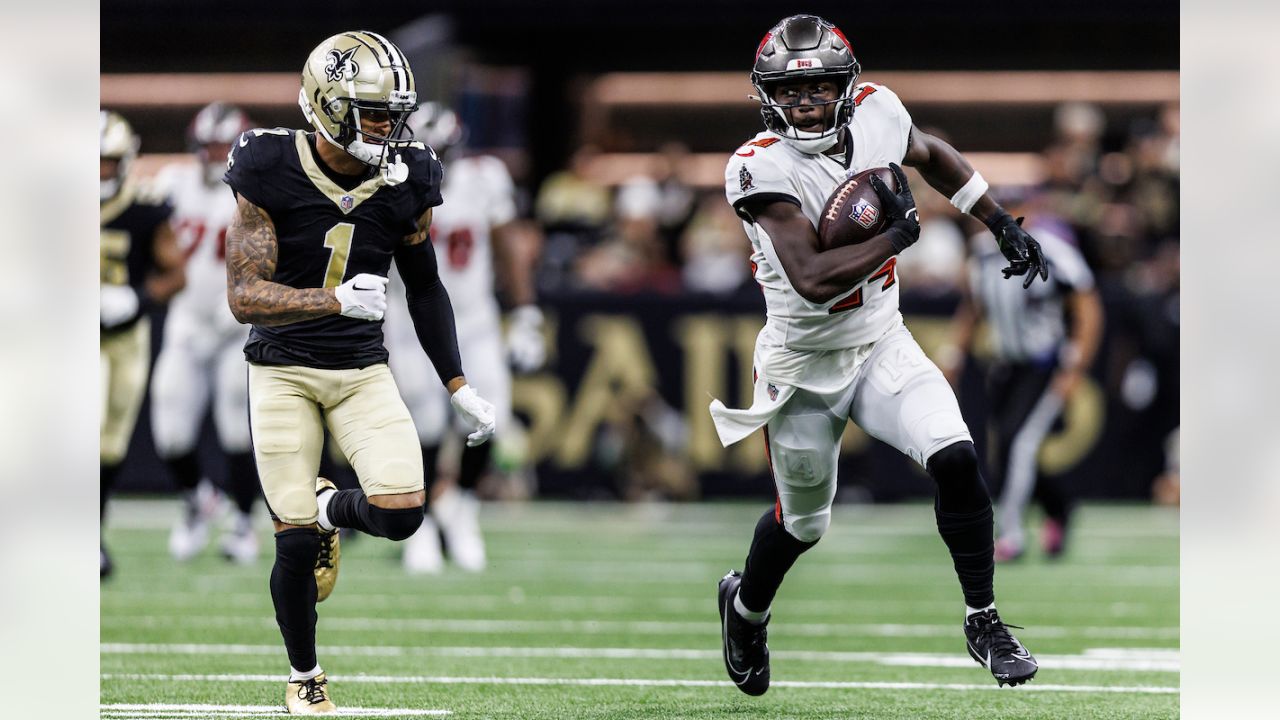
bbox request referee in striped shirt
[941,217,1103,562]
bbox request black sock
[324,489,423,540]
[324,489,375,534]
[738,508,818,613]
[101,463,120,521]
[270,528,320,672]
[165,450,202,492]
[458,441,492,492]
[225,452,261,516]
[927,442,996,609]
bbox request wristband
[949,171,989,214]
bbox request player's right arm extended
[225,195,342,326]
[748,202,907,305]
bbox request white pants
[728,323,972,542]
[386,310,513,446]
[150,309,252,457]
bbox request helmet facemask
[755,72,859,154]
[750,15,862,154]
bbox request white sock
[734,590,770,625]
[289,664,322,682]
[316,489,336,532]
[966,602,997,620]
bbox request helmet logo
[786,58,822,70]
[324,47,360,82]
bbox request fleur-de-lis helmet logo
[324,47,360,82]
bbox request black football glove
[987,213,1050,289]
[868,162,921,252]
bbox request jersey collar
[293,131,387,215]
[100,183,136,226]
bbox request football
[817,166,898,250]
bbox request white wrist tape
[949,171,989,214]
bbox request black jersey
[224,128,444,369]
[100,186,173,332]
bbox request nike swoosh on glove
[335,273,389,321]
[450,383,496,447]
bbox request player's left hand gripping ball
[450,384,497,446]
[991,215,1050,288]
[867,163,921,252]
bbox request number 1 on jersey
[323,223,354,288]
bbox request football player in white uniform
[711,15,1049,695]
[385,104,545,573]
[150,102,264,564]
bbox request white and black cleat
[964,608,1039,687]
[718,570,770,696]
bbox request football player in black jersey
[100,110,186,580]
[223,31,496,715]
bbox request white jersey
[724,82,913,351]
[152,161,240,333]
[431,155,518,327]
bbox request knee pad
[785,510,831,543]
[927,440,979,479]
[274,528,321,574]
[769,415,838,489]
[368,504,424,541]
[926,441,990,513]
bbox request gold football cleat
[286,672,336,714]
[314,477,341,602]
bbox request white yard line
[99,703,449,717]
[101,643,1181,672]
[101,614,1181,640]
[104,499,1179,538]
[101,590,1173,619]
[101,672,1179,695]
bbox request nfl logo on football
[849,198,878,229]
[340,194,355,211]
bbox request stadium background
[102,0,1180,504]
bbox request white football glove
[450,383,496,447]
[335,273,388,321]
[506,305,547,372]
[100,284,140,328]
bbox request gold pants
[248,362,424,525]
[100,319,150,465]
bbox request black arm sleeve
[393,240,464,385]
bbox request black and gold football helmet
[100,110,139,201]
[299,31,419,170]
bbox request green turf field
[101,500,1179,719]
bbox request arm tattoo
[225,195,340,326]
[402,207,433,247]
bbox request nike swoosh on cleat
[353,285,376,291]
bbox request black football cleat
[100,544,114,580]
[964,608,1039,687]
[718,570,770,696]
